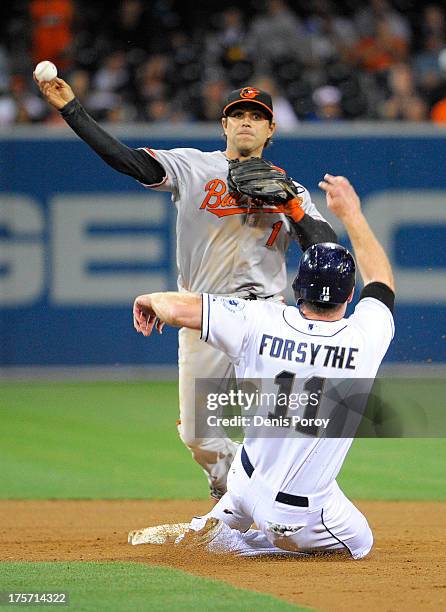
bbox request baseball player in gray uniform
[36,77,336,499]
[130,174,395,558]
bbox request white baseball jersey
[140,147,326,296]
[200,294,394,496]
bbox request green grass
[0,381,445,500]
[0,382,204,499]
[0,562,303,611]
[339,438,445,500]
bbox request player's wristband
[359,282,395,313]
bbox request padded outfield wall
[0,123,445,368]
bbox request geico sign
[0,193,169,305]
[1,190,445,306]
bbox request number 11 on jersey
[268,371,325,436]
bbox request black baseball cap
[222,87,273,119]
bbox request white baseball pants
[177,326,239,496]
[190,446,373,559]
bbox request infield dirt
[1,500,445,611]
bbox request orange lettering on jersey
[200,179,226,209]
[221,193,238,207]
[199,178,283,217]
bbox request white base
[128,522,190,545]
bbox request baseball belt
[241,446,309,508]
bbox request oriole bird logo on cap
[240,87,260,99]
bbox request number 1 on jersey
[265,221,283,247]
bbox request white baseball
[34,61,58,82]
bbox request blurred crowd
[2,0,446,128]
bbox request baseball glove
[227,157,305,221]
[228,157,299,204]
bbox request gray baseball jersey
[140,147,327,296]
